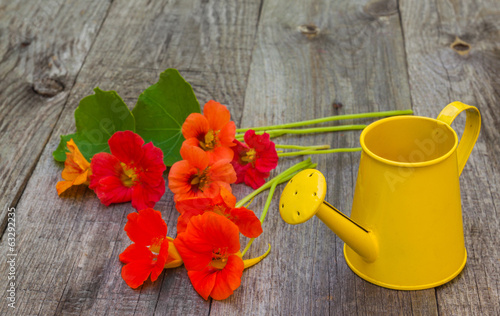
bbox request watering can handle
[437,102,481,176]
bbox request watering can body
[347,102,480,289]
[280,102,481,290]
[347,137,465,289]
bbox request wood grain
[0,0,263,315]
[211,0,438,315]
[400,0,500,315]
[0,0,113,234]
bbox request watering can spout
[279,169,378,263]
[316,201,378,262]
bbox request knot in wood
[20,39,32,47]
[298,24,320,38]
[332,102,343,109]
[450,37,471,56]
[33,78,64,97]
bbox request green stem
[236,109,413,132]
[275,144,330,150]
[241,238,255,257]
[236,125,367,140]
[235,159,315,208]
[278,147,362,157]
[241,169,289,257]
[259,178,280,224]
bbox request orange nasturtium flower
[174,212,270,300]
[182,100,236,163]
[174,212,244,300]
[175,187,263,238]
[56,139,91,195]
[168,144,236,201]
[119,208,182,289]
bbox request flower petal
[61,142,90,181]
[119,243,154,264]
[140,142,167,177]
[200,181,222,199]
[65,139,90,172]
[131,180,165,211]
[168,160,198,196]
[244,168,269,190]
[188,268,218,300]
[93,176,133,206]
[218,121,236,147]
[124,209,167,247]
[56,180,75,195]
[229,207,263,238]
[180,143,210,170]
[182,113,210,140]
[89,152,122,183]
[243,129,267,151]
[209,160,237,184]
[255,148,278,174]
[203,100,230,131]
[150,239,169,282]
[175,197,214,215]
[209,255,244,300]
[210,145,234,164]
[108,131,145,167]
[121,259,155,289]
[175,198,212,233]
[219,187,236,208]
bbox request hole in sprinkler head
[294,191,298,195]
[290,179,293,183]
[297,211,300,216]
[309,173,313,177]
[281,203,284,208]
[313,192,317,196]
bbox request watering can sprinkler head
[279,169,327,225]
[279,169,379,263]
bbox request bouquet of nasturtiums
[54,69,412,300]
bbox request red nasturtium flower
[89,131,166,210]
[168,144,236,201]
[174,212,244,300]
[182,100,236,163]
[175,187,263,238]
[231,130,279,189]
[56,139,91,195]
[119,208,182,289]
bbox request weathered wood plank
[0,0,263,315]
[0,0,113,234]
[400,0,500,315]
[211,0,438,315]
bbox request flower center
[241,148,257,164]
[120,163,138,187]
[211,247,229,269]
[200,130,218,151]
[148,238,164,262]
[189,168,210,192]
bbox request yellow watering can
[279,102,481,290]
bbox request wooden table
[1,0,499,314]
